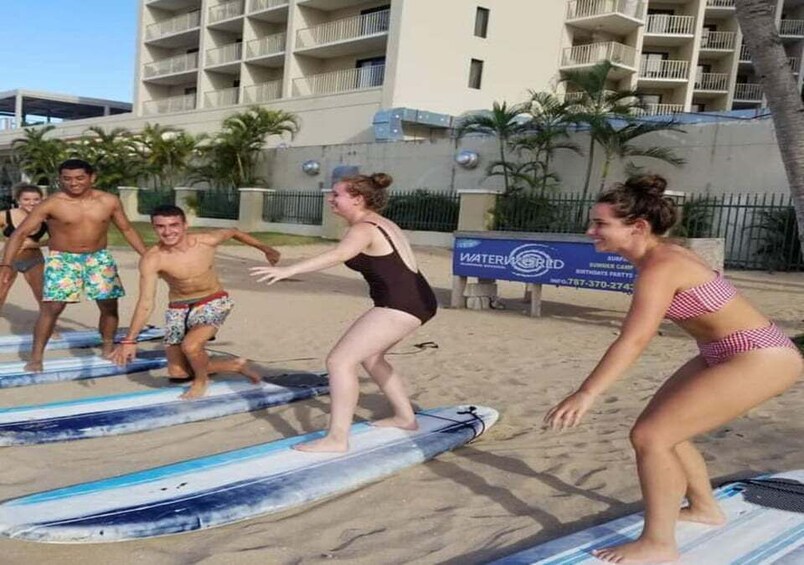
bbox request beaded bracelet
[119,339,137,345]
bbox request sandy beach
[0,243,801,565]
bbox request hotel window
[468,59,484,89]
[475,7,490,38]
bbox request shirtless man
[0,159,147,371]
[110,205,281,399]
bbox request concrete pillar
[320,188,345,240]
[117,186,141,220]
[174,186,203,222]
[238,188,272,232]
[14,92,22,128]
[457,189,501,231]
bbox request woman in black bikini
[251,173,437,452]
[0,183,48,310]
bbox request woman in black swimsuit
[0,183,48,310]
[251,173,437,453]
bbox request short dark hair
[150,204,186,222]
[58,159,95,175]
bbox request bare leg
[96,299,119,357]
[22,262,43,304]
[26,301,67,372]
[166,344,192,380]
[295,308,422,453]
[362,351,418,430]
[179,325,217,399]
[0,269,18,311]
[594,348,802,564]
[676,441,726,525]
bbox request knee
[361,354,389,374]
[42,302,67,317]
[180,339,204,357]
[326,351,357,375]
[97,300,119,316]
[629,421,673,453]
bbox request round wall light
[455,150,479,169]
[301,159,321,175]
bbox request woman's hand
[250,265,294,285]
[544,390,597,431]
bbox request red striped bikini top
[664,272,738,321]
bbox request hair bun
[370,173,393,190]
[624,175,666,198]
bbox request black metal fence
[137,188,175,216]
[262,191,324,225]
[384,189,460,232]
[196,189,240,220]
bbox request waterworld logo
[508,244,565,277]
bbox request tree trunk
[599,152,612,192]
[499,138,510,193]
[735,0,804,254]
[578,134,596,227]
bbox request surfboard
[0,372,329,445]
[0,404,498,543]
[0,326,165,354]
[0,351,168,389]
[490,470,804,564]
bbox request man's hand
[262,246,281,265]
[109,343,138,366]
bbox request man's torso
[156,236,222,300]
[45,190,116,253]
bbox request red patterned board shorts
[164,290,233,345]
[697,323,800,366]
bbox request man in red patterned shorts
[110,204,280,399]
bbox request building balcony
[206,42,243,72]
[204,86,240,108]
[292,64,385,97]
[143,93,197,115]
[143,52,199,83]
[694,72,729,92]
[739,46,800,73]
[780,19,804,39]
[248,0,288,22]
[700,31,737,51]
[635,103,685,116]
[295,10,389,57]
[245,32,285,66]
[638,59,689,82]
[733,83,763,102]
[208,0,245,24]
[644,14,695,45]
[144,10,201,46]
[565,0,646,34]
[561,41,637,78]
[243,80,282,104]
[295,0,374,10]
[706,0,735,12]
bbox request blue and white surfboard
[0,404,498,543]
[0,351,168,389]
[490,470,804,565]
[0,372,329,445]
[0,326,165,354]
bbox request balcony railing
[204,87,240,108]
[246,32,286,58]
[695,72,729,91]
[566,0,646,21]
[640,103,685,116]
[790,57,800,73]
[143,52,199,78]
[561,41,637,69]
[706,0,735,7]
[145,10,201,40]
[700,31,737,50]
[639,58,689,79]
[733,83,763,101]
[208,0,245,24]
[296,9,390,49]
[243,80,282,104]
[740,45,800,72]
[740,43,750,60]
[250,0,288,12]
[780,19,804,37]
[206,42,243,66]
[292,64,385,96]
[143,93,197,115]
[645,14,695,35]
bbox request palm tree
[594,119,686,191]
[11,126,67,188]
[137,123,197,188]
[561,61,643,201]
[735,0,804,250]
[80,126,143,191]
[455,101,529,193]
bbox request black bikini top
[3,209,48,241]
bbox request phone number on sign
[560,278,634,292]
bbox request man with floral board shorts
[0,159,147,371]
[110,205,281,399]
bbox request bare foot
[679,504,726,526]
[180,380,209,400]
[24,360,43,373]
[593,539,679,564]
[234,358,262,385]
[371,416,419,431]
[293,436,349,453]
[101,342,115,358]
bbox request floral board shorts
[164,291,234,345]
[44,249,125,303]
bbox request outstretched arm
[250,223,374,285]
[206,229,280,264]
[111,197,147,255]
[109,252,159,365]
[545,263,677,430]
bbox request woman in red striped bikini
[545,174,802,564]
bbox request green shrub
[383,190,459,232]
[753,207,803,272]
